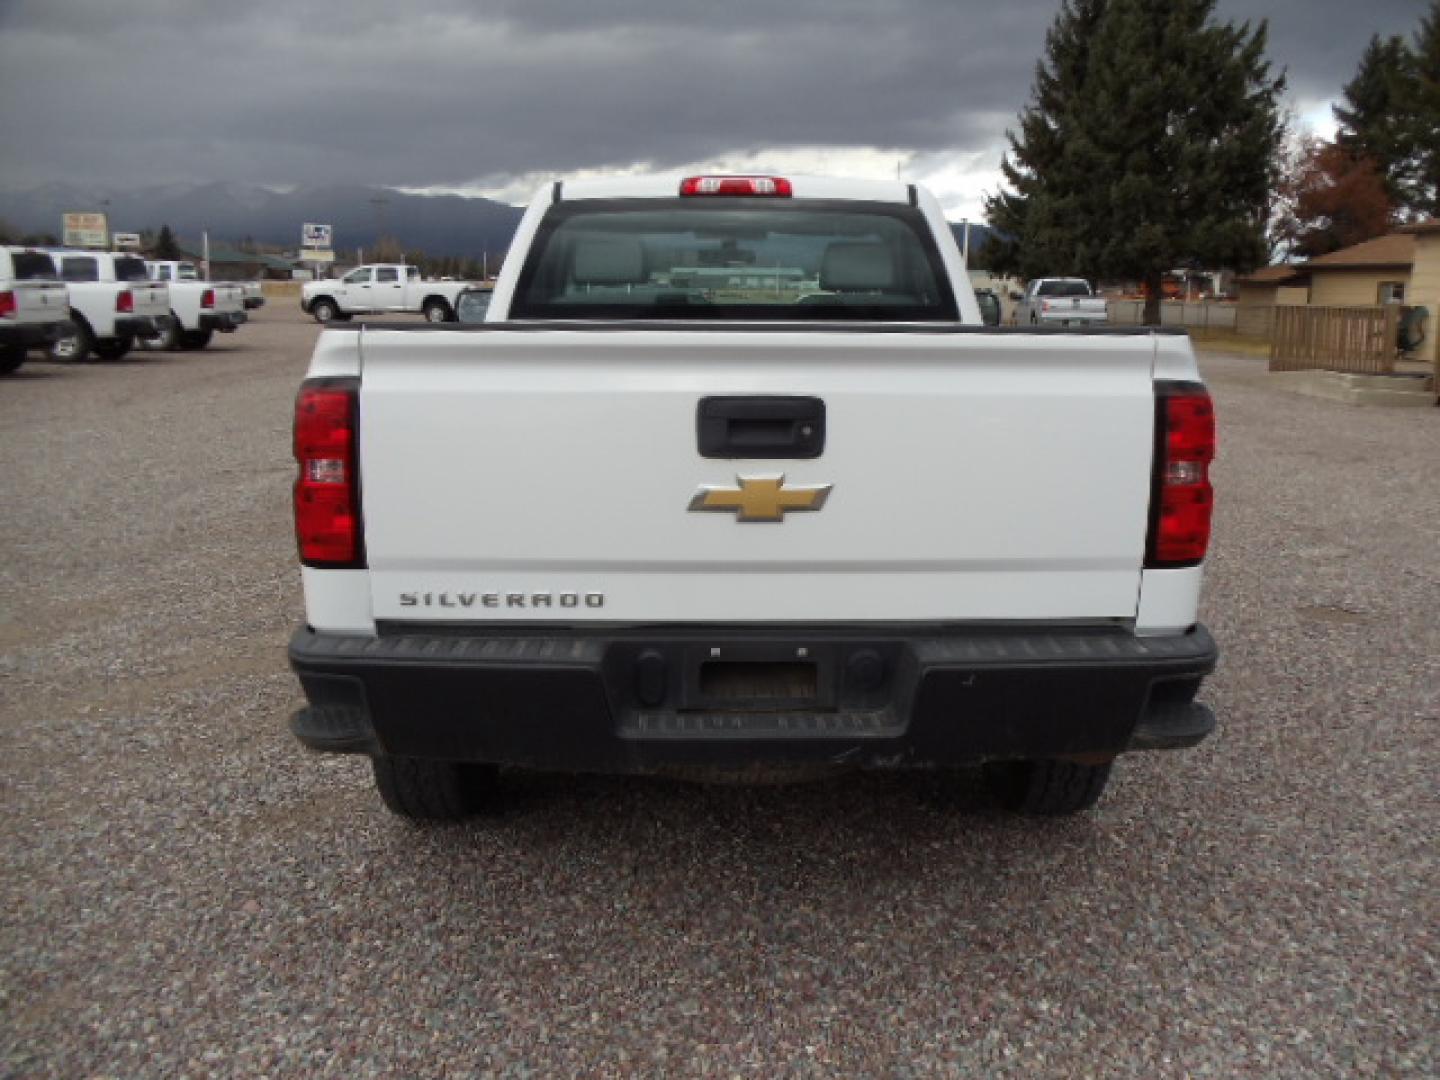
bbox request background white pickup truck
[143,260,247,350]
[48,250,170,362]
[0,246,71,375]
[287,174,1218,822]
[300,264,476,323]
[1014,277,1109,327]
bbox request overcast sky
[0,0,1425,218]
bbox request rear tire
[94,335,135,361]
[49,317,93,363]
[371,756,498,821]
[180,329,214,350]
[0,344,25,375]
[310,298,338,323]
[422,299,452,323]
[985,758,1113,816]
[140,314,181,351]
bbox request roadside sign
[302,223,332,248]
[305,249,336,264]
[63,212,109,249]
[112,232,142,251]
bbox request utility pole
[369,194,390,247]
[202,230,210,279]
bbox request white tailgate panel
[360,330,1156,623]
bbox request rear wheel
[310,298,338,323]
[0,344,25,375]
[180,329,214,350]
[985,758,1113,816]
[422,299,452,323]
[371,756,498,821]
[94,334,135,361]
[49,318,93,363]
[140,314,181,351]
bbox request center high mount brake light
[680,176,793,197]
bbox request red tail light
[294,380,364,567]
[0,290,14,318]
[680,175,793,197]
[115,290,134,314]
[1146,386,1216,567]
[201,288,215,309]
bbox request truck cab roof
[556,174,915,204]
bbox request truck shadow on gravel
[387,768,1107,879]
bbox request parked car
[1014,278,1109,327]
[142,260,247,350]
[287,173,1218,822]
[0,246,71,375]
[454,287,493,323]
[300,264,478,323]
[47,250,170,362]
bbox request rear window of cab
[511,199,958,321]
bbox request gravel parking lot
[1,308,1436,1076]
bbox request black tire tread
[94,335,133,360]
[0,344,25,375]
[371,756,493,821]
[987,759,1113,816]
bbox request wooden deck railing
[1269,305,1400,374]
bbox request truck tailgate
[11,281,68,323]
[357,328,1158,624]
[129,282,169,319]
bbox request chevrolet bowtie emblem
[688,474,833,523]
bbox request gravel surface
[1,312,1436,1076]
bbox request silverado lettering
[398,591,604,609]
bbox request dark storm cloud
[0,0,1424,191]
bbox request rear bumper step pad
[289,623,1217,771]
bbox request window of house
[1378,281,1406,305]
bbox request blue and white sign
[301,222,332,248]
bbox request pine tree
[1334,34,1421,209]
[1411,1,1440,214]
[984,0,1106,279]
[985,0,1285,324]
[153,224,181,259]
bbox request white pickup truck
[300,264,475,323]
[1014,277,1109,327]
[287,174,1218,821]
[48,251,171,362]
[0,246,71,375]
[142,260,247,349]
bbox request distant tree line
[0,219,59,247]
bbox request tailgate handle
[697,396,825,459]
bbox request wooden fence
[1269,305,1401,374]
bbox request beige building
[1302,233,1415,308]
[1398,220,1440,371]
[1235,225,1440,367]
[1234,263,1309,308]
